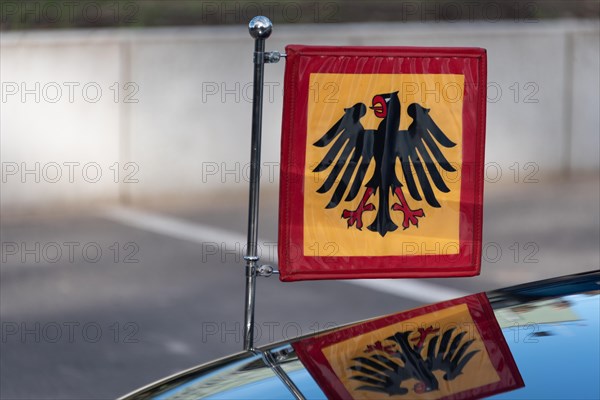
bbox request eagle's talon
[341,188,376,230]
[392,187,425,230]
[342,206,374,230]
[393,203,424,229]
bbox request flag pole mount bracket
[257,264,279,277]
[265,51,286,63]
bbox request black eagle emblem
[349,326,479,396]
[313,92,457,237]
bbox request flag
[278,45,487,281]
[293,293,523,399]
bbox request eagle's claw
[392,203,424,229]
[342,203,375,230]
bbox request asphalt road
[1,176,599,399]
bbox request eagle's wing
[426,327,479,381]
[349,353,412,395]
[313,103,375,209]
[394,103,457,207]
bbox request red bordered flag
[293,293,524,400]
[278,45,487,281]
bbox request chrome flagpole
[242,16,304,400]
[243,16,272,351]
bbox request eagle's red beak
[370,95,387,118]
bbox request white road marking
[164,340,193,355]
[103,206,469,303]
[103,206,249,245]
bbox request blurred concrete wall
[1,20,599,212]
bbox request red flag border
[278,45,487,281]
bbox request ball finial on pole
[248,16,273,39]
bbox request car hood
[120,271,600,399]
